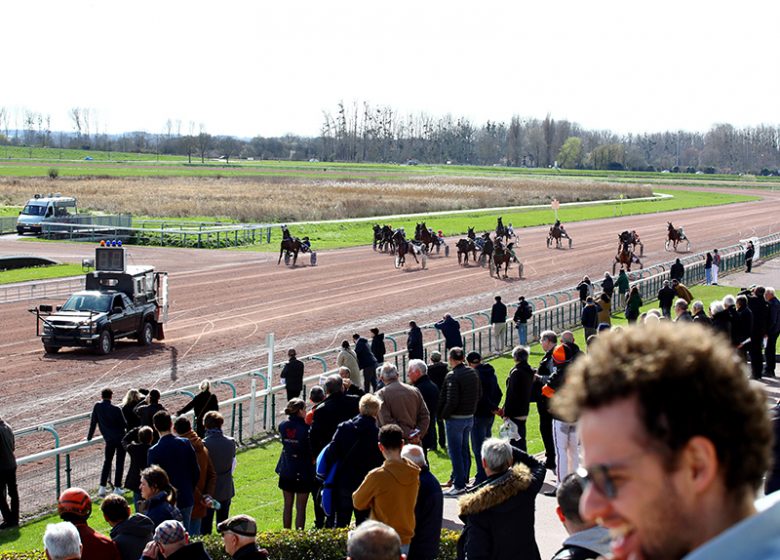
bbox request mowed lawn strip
[0,264,85,285]
[0,282,743,552]
[241,189,757,251]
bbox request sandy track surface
[1,187,779,443]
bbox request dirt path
[1,186,779,443]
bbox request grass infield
[0,264,85,285]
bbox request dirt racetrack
[2,186,780,454]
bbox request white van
[16,194,78,235]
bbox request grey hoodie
[110,513,154,560]
[552,525,612,560]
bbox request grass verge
[0,282,742,552]
[0,264,85,285]
[242,189,758,251]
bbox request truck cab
[17,194,77,235]
[30,243,169,355]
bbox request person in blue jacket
[277,398,314,530]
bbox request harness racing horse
[613,241,643,274]
[415,222,443,254]
[392,229,426,269]
[373,224,394,252]
[490,241,523,279]
[478,232,494,267]
[278,228,303,266]
[547,222,573,248]
[618,230,644,256]
[456,238,477,265]
[495,217,512,243]
[665,222,691,252]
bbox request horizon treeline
[2,103,779,174]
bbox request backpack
[315,444,339,516]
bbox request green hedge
[0,528,460,560]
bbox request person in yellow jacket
[353,424,420,554]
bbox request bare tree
[197,125,211,163]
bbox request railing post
[38,425,61,499]
[214,380,237,436]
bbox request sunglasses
[576,464,618,499]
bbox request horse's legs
[278,247,284,264]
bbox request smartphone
[408,429,421,438]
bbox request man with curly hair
[553,322,778,560]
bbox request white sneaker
[98,486,108,498]
[443,486,466,497]
[113,487,126,495]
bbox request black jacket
[427,362,449,389]
[176,391,219,437]
[371,333,386,363]
[412,375,440,449]
[504,362,534,419]
[693,310,711,326]
[88,400,127,443]
[153,541,212,560]
[769,298,780,336]
[748,295,769,337]
[580,303,601,329]
[513,301,533,324]
[576,281,591,302]
[122,400,143,431]
[711,310,732,339]
[670,261,685,282]
[732,307,753,346]
[435,317,463,349]
[122,428,151,491]
[490,302,507,324]
[409,467,443,560]
[474,364,502,418]
[457,449,545,560]
[134,402,165,428]
[658,285,676,309]
[438,363,481,419]
[309,392,360,458]
[766,402,780,494]
[601,275,614,297]
[110,513,154,560]
[232,543,269,560]
[327,414,383,492]
[407,326,424,360]
[354,337,378,369]
[280,358,305,394]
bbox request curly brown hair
[553,322,771,494]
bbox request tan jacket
[337,348,361,386]
[353,457,421,545]
[181,430,216,519]
[597,298,611,325]
[376,380,430,438]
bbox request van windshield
[60,293,112,313]
[21,204,47,216]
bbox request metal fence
[10,231,780,518]
[41,221,273,248]
[0,276,85,304]
[0,216,16,234]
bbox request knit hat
[552,343,573,365]
[218,514,257,537]
[466,351,482,364]
[154,520,186,545]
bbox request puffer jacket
[457,451,545,560]
[437,364,481,419]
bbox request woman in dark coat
[625,286,643,324]
[121,389,146,431]
[407,321,424,360]
[176,380,219,438]
[122,425,154,510]
[277,398,314,530]
[503,347,535,451]
[370,328,386,364]
[139,465,182,527]
[709,300,732,340]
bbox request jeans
[0,467,19,525]
[180,506,193,533]
[537,400,555,466]
[437,418,446,449]
[201,499,231,534]
[100,439,126,488]
[189,516,202,536]
[363,366,377,393]
[445,417,473,489]
[471,415,495,484]
[516,323,528,346]
[766,333,779,376]
[705,267,712,285]
[508,418,527,451]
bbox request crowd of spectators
[7,246,780,560]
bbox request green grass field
[0,264,85,285]
[0,282,744,552]
[246,188,758,251]
[2,146,780,186]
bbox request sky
[4,0,779,138]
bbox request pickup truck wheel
[138,321,155,346]
[96,330,113,355]
[44,345,60,354]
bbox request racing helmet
[58,487,92,518]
